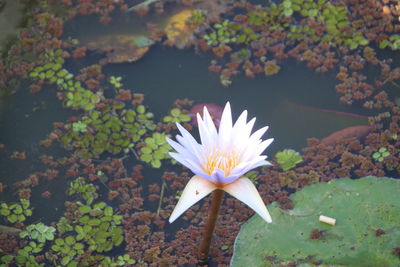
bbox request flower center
[203,149,240,177]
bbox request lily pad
[231,177,400,267]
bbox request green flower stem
[198,189,224,264]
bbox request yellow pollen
[203,149,240,176]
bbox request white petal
[203,106,218,138]
[218,102,233,149]
[233,110,248,131]
[169,175,217,223]
[240,135,272,163]
[249,125,269,141]
[230,158,271,178]
[245,117,256,135]
[222,176,272,223]
[230,110,248,147]
[197,113,214,149]
[168,152,206,178]
[176,124,202,152]
[176,135,204,163]
[166,137,192,158]
[253,138,274,156]
[233,117,257,155]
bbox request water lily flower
[166,102,273,223]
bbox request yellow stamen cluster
[203,148,240,177]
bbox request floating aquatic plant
[71,121,87,133]
[190,9,206,24]
[74,202,123,253]
[51,235,84,266]
[64,81,101,111]
[28,49,65,82]
[13,241,43,266]
[203,20,237,46]
[109,76,123,89]
[28,49,101,111]
[379,35,400,50]
[60,101,156,158]
[162,108,191,124]
[0,198,32,223]
[19,223,56,243]
[230,49,251,63]
[264,60,281,76]
[280,0,369,49]
[372,147,390,162]
[275,149,303,171]
[139,132,172,168]
[47,179,125,266]
[67,177,98,205]
[81,254,136,267]
[203,19,259,47]
[115,254,136,266]
[231,177,400,266]
[246,5,285,30]
[56,217,73,234]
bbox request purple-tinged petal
[211,167,229,184]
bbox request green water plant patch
[139,132,172,168]
[379,35,400,50]
[60,101,156,158]
[67,177,99,205]
[0,198,32,223]
[19,222,56,243]
[372,147,390,162]
[162,108,191,124]
[14,241,43,266]
[109,76,123,88]
[28,49,101,111]
[51,235,84,266]
[73,201,123,253]
[1,241,44,266]
[275,149,303,171]
[231,177,400,266]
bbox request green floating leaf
[231,177,400,267]
[275,149,303,171]
[61,255,71,265]
[1,255,14,262]
[79,205,91,214]
[151,159,161,168]
[170,108,181,117]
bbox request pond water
[0,1,399,266]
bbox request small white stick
[319,215,336,225]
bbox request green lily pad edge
[231,176,400,267]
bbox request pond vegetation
[0,0,399,266]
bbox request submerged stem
[198,189,224,264]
